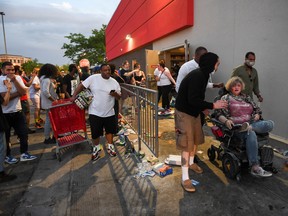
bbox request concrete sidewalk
[1,117,288,216]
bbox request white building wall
[153,0,288,140]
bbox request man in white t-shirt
[175,47,224,174]
[71,64,121,161]
[176,46,224,92]
[0,62,37,164]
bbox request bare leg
[189,144,203,173]
[105,133,113,144]
[105,133,116,156]
[189,144,198,163]
[34,108,40,122]
[92,137,100,146]
[25,112,30,128]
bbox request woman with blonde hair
[216,76,274,177]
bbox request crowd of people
[0,59,93,183]
[1,49,272,192]
[173,48,272,193]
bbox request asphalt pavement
[0,115,288,216]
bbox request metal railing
[120,83,159,157]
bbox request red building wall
[106,0,194,61]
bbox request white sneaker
[107,144,117,157]
[92,145,101,161]
[239,122,250,132]
[251,167,272,177]
[116,128,127,136]
[5,156,19,164]
[20,152,37,162]
[115,135,126,146]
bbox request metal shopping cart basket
[49,99,91,161]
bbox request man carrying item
[231,51,263,102]
[0,62,37,164]
[0,79,17,183]
[71,64,121,161]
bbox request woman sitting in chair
[216,76,274,177]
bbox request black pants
[4,111,28,155]
[159,85,172,110]
[157,86,162,103]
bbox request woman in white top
[154,61,176,114]
[39,64,59,144]
[29,68,43,128]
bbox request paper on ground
[164,154,181,166]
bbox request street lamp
[0,12,8,60]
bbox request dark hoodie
[175,52,219,117]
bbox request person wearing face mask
[231,52,263,102]
[175,52,228,192]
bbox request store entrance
[159,46,186,81]
[145,46,187,89]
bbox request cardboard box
[153,163,173,177]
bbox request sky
[0,0,121,65]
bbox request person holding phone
[0,79,17,183]
[71,64,121,161]
[0,62,37,164]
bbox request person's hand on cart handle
[70,95,76,102]
[49,96,57,102]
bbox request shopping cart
[49,99,91,161]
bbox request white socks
[182,166,189,181]
[189,156,194,165]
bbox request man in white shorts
[29,67,43,129]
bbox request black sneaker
[28,128,36,134]
[44,138,55,144]
[0,171,17,183]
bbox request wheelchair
[207,117,278,181]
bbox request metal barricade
[120,83,159,156]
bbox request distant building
[0,54,32,66]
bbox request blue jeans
[4,111,28,155]
[237,120,274,166]
[0,132,6,172]
[44,110,53,139]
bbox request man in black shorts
[71,64,121,160]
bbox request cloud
[0,0,120,65]
[49,2,73,11]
